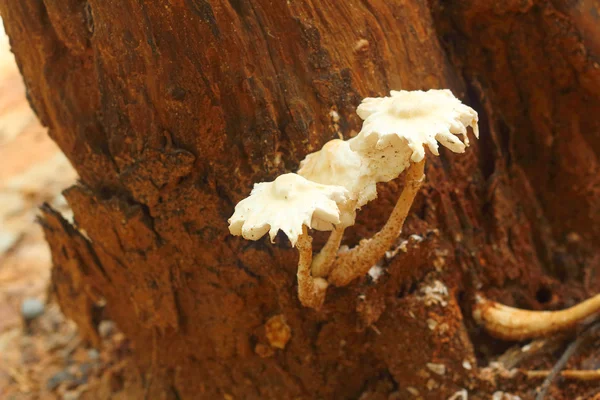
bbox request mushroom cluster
[228,89,479,309]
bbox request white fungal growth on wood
[228,174,349,309]
[298,139,376,211]
[420,280,449,307]
[352,89,479,163]
[228,173,349,246]
[228,89,480,308]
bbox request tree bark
[1,0,599,398]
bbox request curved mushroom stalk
[227,173,348,308]
[328,160,425,286]
[473,294,600,341]
[296,226,329,309]
[311,226,345,278]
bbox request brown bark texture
[1,0,599,398]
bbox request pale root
[473,293,600,341]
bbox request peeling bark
[2,0,599,398]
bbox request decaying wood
[1,0,599,398]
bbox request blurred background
[0,16,107,400]
[0,15,187,399]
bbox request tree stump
[1,0,599,398]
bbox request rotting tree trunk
[1,0,600,398]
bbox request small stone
[78,362,94,381]
[386,240,408,260]
[98,320,116,338]
[448,389,468,400]
[399,241,408,252]
[47,370,74,390]
[353,38,369,52]
[388,392,401,400]
[416,369,431,379]
[406,387,420,396]
[88,349,100,361]
[432,257,445,270]
[21,298,45,320]
[426,378,439,390]
[409,234,423,243]
[420,281,449,307]
[254,343,274,358]
[329,109,340,122]
[492,392,522,400]
[462,360,472,370]
[0,231,19,255]
[367,265,384,282]
[62,391,81,400]
[426,362,446,376]
[566,232,581,243]
[438,323,449,334]
[265,315,291,350]
[426,318,438,331]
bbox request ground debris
[265,314,292,350]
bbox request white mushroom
[327,89,479,286]
[298,139,377,277]
[353,89,479,163]
[228,89,479,307]
[228,173,349,308]
[350,89,478,183]
[327,160,426,286]
[298,139,376,209]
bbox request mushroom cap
[351,89,479,164]
[228,173,349,246]
[298,139,377,209]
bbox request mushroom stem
[328,160,425,287]
[311,226,345,278]
[296,226,329,309]
[473,294,600,341]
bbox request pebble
[62,391,81,400]
[426,362,446,376]
[98,320,116,338]
[47,370,74,390]
[21,297,45,320]
[265,315,291,350]
[88,349,100,361]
